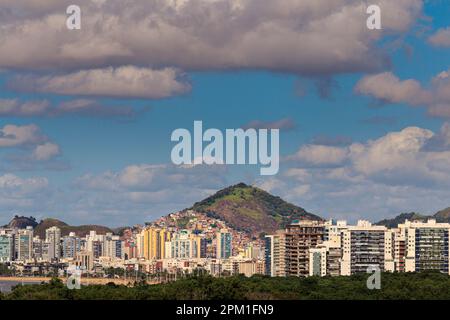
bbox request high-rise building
[45,226,61,261]
[170,230,193,259]
[192,233,207,259]
[216,229,232,259]
[284,220,325,277]
[264,231,286,277]
[308,220,347,277]
[136,230,145,258]
[399,219,450,274]
[341,220,393,275]
[324,219,348,246]
[62,232,82,258]
[393,228,406,272]
[15,227,33,261]
[32,236,44,261]
[85,231,104,258]
[142,227,171,260]
[0,232,14,262]
[309,243,341,277]
[103,233,123,259]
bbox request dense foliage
[1,272,449,300]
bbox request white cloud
[32,142,60,161]
[355,72,430,105]
[254,125,450,222]
[286,124,450,188]
[428,27,450,47]
[0,173,49,193]
[0,124,62,163]
[12,66,191,99]
[355,70,450,118]
[0,0,422,76]
[0,124,46,147]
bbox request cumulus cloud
[355,72,431,105]
[0,0,422,75]
[0,124,62,163]
[428,27,450,47]
[0,124,46,147]
[286,124,450,188]
[11,66,191,99]
[251,123,450,222]
[32,142,61,161]
[355,70,450,118]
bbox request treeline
[1,272,449,300]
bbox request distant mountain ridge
[189,182,322,237]
[4,215,38,229]
[4,216,114,239]
[376,207,450,228]
[33,218,114,239]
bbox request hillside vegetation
[190,183,321,237]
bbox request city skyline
[1,0,450,228]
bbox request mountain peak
[189,183,322,237]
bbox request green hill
[376,207,450,227]
[189,182,322,237]
[375,212,428,228]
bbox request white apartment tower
[341,220,394,275]
[399,219,450,274]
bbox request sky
[1,0,450,227]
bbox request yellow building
[143,227,172,260]
[190,233,206,259]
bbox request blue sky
[1,0,450,226]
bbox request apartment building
[141,227,172,260]
[216,229,232,259]
[15,227,33,261]
[0,231,14,262]
[340,220,394,275]
[285,220,325,277]
[399,219,450,274]
[45,226,61,261]
[264,231,286,277]
[309,243,341,277]
[62,232,82,259]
